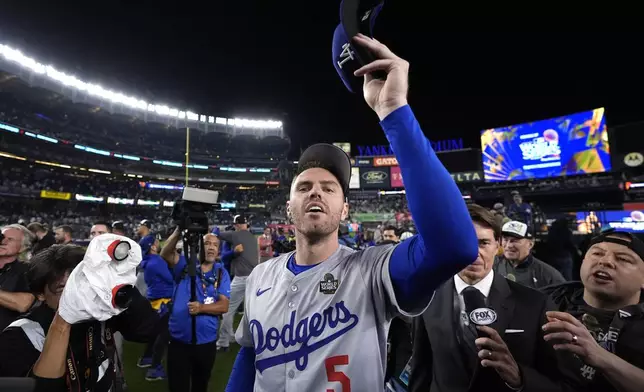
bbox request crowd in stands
[0,92,288,162]
[0,159,285,202]
[0,109,641,392]
[350,193,409,214]
[3,154,571,244]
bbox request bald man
[160,230,231,392]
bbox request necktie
[461,286,486,356]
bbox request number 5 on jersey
[325,355,350,392]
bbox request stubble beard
[293,211,341,246]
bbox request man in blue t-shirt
[507,191,533,227]
[159,229,232,392]
[137,235,175,381]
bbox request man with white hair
[0,224,36,330]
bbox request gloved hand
[58,234,142,324]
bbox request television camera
[171,187,220,344]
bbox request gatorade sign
[40,190,72,200]
[469,307,497,326]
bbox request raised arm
[353,34,478,313]
[160,227,181,267]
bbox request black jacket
[32,231,56,255]
[494,254,566,289]
[0,290,159,392]
[410,272,575,392]
[542,282,644,392]
[386,315,412,386]
[0,259,31,331]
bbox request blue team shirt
[169,256,232,344]
[141,254,175,300]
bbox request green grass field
[122,315,241,392]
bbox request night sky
[1,2,643,157]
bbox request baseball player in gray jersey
[225,26,479,392]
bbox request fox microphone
[463,286,497,334]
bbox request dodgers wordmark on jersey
[235,243,433,392]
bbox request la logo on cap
[469,307,497,326]
[337,43,356,69]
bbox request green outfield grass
[122,315,242,392]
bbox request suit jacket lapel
[423,281,465,358]
[423,281,454,335]
[487,272,514,341]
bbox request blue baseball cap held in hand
[332,0,385,93]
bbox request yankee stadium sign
[356,138,464,156]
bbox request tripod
[181,230,205,345]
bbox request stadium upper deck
[0,42,290,168]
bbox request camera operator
[160,227,231,392]
[0,244,159,392]
[0,224,36,331]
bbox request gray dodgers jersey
[235,244,430,392]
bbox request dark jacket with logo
[0,290,158,392]
[494,254,566,290]
[410,272,575,392]
[542,282,644,392]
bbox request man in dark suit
[410,204,574,392]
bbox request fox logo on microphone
[469,307,497,326]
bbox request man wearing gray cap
[495,220,565,289]
[216,215,259,351]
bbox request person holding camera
[0,242,159,392]
[160,228,232,392]
[136,235,174,381]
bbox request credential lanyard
[599,309,628,354]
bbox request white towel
[59,234,142,324]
